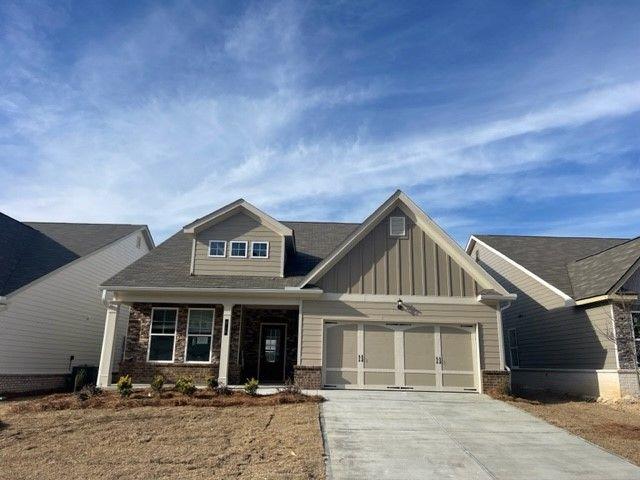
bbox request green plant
[175,376,196,396]
[76,384,103,401]
[150,374,165,395]
[206,376,218,390]
[215,384,232,396]
[244,378,259,396]
[73,368,87,392]
[116,375,133,398]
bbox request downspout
[498,300,512,392]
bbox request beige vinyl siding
[193,212,283,277]
[300,300,500,370]
[472,242,618,370]
[317,208,479,296]
[0,231,149,375]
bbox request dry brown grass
[0,392,325,479]
[504,392,640,466]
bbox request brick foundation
[294,366,322,389]
[0,374,69,396]
[481,370,511,394]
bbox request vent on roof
[389,216,406,237]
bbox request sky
[1,1,639,245]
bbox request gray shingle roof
[474,234,637,300]
[102,221,359,289]
[0,213,144,296]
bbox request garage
[323,321,479,392]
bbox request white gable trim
[299,190,509,295]
[466,236,575,306]
[182,199,292,237]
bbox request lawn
[505,393,640,466]
[0,392,325,480]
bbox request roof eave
[101,285,324,298]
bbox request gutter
[101,285,324,298]
[575,293,638,306]
[477,293,517,302]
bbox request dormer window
[230,241,248,258]
[389,216,406,237]
[208,240,226,257]
[251,241,269,258]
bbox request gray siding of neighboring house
[623,267,640,293]
[0,231,150,376]
[300,300,500,370]
[193,212,283,277]
[471,242,618,370]
[317,207,479,296]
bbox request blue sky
[1,1,639,245]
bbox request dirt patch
[504,393,640,466]
[0,400,325,479]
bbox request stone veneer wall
[612,303,638,370]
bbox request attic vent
[389,216,406,237]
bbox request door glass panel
[403,326,435,370]
[440,326,474,372]
[325,324,357,369]
[264,328,280,363]
[363,324,395,369]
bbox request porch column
[97,303,120,387]
[218,303,234,385]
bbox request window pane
[186,336,211,362]
[149,336,174,361]
[508,329,518,347]
[510,348,520,367]
[151,309,177,334]
[252,242,268,257]
[209,241,225,256]
[231,242,246,257]
[633,312,640,338]
[188,310,214,334]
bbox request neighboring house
[0,213,153,395]
[97,191,515,394]
[467,235,640,399]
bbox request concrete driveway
[320,390,640,480]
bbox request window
[251,241,269,258]
[185,309,214,363]
[633,310,640,366]
[148,308,177,362]
[507,328,520,368]
[230,241,248,258]
[389,216,406,237]
[208,240,226,257]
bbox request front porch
[97,301,304,388]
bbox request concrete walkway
[320,390,640,480]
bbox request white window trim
[389,216,406,237]
[230,240,248,258]
[250,241,270,259]
[507,327,520,369]
[146,307,178,363]
[208,240,227,258]
[184,308,215,364]
[632,309,640,367]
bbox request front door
[258,324,287,383]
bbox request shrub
[278,379,301,395]
[175,376,196,396]
[150,374,165,395]
[116,375,133,398]
[215,384,232,396]
[73,368,87,392]
[244,378,259,396]
[76,385,103,401]
[206,376,218,390]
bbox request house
[0,213,153,395]
[97,190,515,394]
[467,235,640,399]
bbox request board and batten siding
[193,212,283,277]
[471,242,618,370]
[316,208,479,296]
[300,300,501,370]
[0,231,149,375]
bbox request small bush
[278,379,301,395]
[244,378,259,396]
[73,368,87,392]
[150,374,165,395]
[175,376,196,396]
[117,375,133,398]
[76,385,102,401]
[215,384,232,396]
[206,376,218,390]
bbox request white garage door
[323,322,478,392]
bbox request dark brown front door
[259,324,286,383]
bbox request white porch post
[97,303,120,387]
[218,303,234,385]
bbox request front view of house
[96,191,515,393]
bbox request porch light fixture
[397,298,404,310]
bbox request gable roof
[102,221,359,289]
[468,234,638,301]
[182,199,293,237]
[0,213,149,296]
[299,190,510,295]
